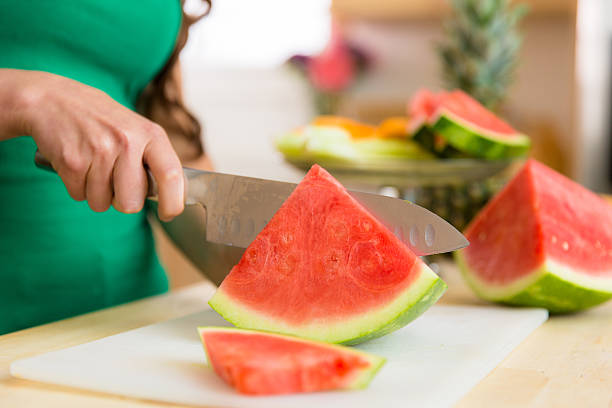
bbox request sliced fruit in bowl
[408,89,530,159]
[275,88,530,231]
[275,121,435,164]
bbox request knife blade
[34,151,468,285]
[148,168,468,256]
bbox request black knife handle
[33,149,55,173]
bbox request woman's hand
[0,69,184,221]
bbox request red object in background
[307,30,356,92]
[288,23,370,94]
[287,23,371,113]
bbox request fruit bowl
[284,156,523,231]
[277,90,530,232]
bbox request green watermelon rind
[431,110,531,160]
[197,326,386,390]
[208,263,447,345]
[454,251,612,313]
[411,124,470,159]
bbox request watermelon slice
[209,165,446,344]
[408,89,530,159]
[198,327,385,395]
[455,159,612,313]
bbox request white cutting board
[11,305,547,408]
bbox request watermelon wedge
[408,89,530,159]
[198,327,385,395]
[455,159,612,313]
[209,165,446,344]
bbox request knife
[35,152,468,283]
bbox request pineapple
[438,0,528,110]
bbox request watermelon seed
[281,233,293,244]
[562,242,569,251]
[551,236,558,244]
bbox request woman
[0,0,210,334]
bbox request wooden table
[1,262,611,408]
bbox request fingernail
[123,200,143,213]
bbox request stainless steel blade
[33,150,467,285]
[176,168,468,256]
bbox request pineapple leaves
[438,0,529,110]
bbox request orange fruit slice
[376,117,410,139]
[312,116,376,139]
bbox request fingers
[53,145,89,202]
[31,83,182,218]
[85,137,116,212]
[112,146,147,214]
[143,124,184,221]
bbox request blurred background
[158,0,612,287]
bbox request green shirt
[0,0,182,334]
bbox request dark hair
[138,0,211,161]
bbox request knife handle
[33,149,55,173]
[34,149,160,199]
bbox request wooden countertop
[1,262,611,408]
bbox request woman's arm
[0,68,184,221]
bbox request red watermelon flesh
[409,89,516,137]
[407,88,529,159]
[217,165,423,321]
[209,165,446,344]
[198,327,385,395]
[407,88,440,132]
[438,90,516,137]
[464,159,612,284]
[409,88,440,119]
[460,164,542,285]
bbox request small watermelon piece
[430,90,530,159]
[198,327,385,395]
[209,165,446,344]
[455,159,612,313]
[408,89,469,158]
[408,89,440,131]
[407,89,530,159]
